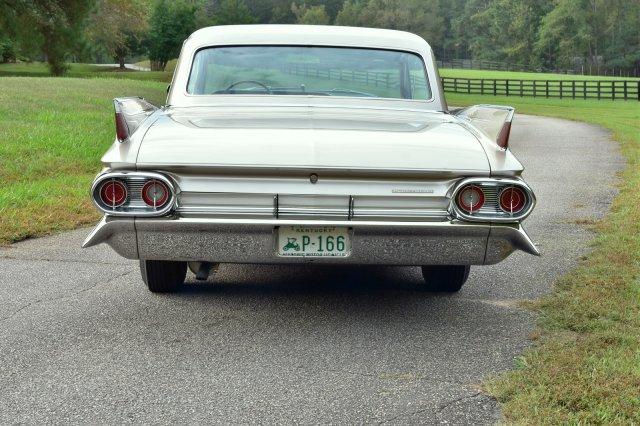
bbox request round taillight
[99,179,127,208]
[499,186,527,214]
[457,185,485,213]
[141,180,170,208]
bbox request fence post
[545,80,549,98]
[467,79,471,94]
[454,78,458,93]
[493,79,496,96]
[481,79,484,95]
[520,80,523,97]
[560,81,563,99]
[597,81,601,100]
[638,81,640,101]
[583,81,587,99]
[624,81,628,100]
[612,81,615,100]
[572,81,576,99]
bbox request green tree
[536,0,640,73]
[436,0,470,60]
[336,0,444,49]
[467,0,552,67]
[146,0,197,71]
[292,3,331,25]
[87,0,149,69]
[1,0,95,75]
[213,0,255,25]
[335,0,366,26]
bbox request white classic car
[83,25,538,293]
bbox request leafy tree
[436,0,470,60]
[335,0,366,26]
[213,0,256,25]
[1,0,95,75]
[146,0,197,71]
[0,37,17,63]
[87,0,149,69]
[467,0,552,67]
[536,0,640,73]
[335,0,444,48]
[292,3,331,25]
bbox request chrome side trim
[91,171,177,217]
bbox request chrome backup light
[91,171,176,217]
[451,177,535,222]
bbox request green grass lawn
[0,62,173,82]
[446,93,640,423]
[0,77,167,244]
[441,68,640,81]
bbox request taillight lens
[99,179,127,208]
[499,187,527,214]
[141,179,169,208]
[457,185,485,213]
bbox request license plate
[277,226,351,257]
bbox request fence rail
[441,77,640,100]
[283,64,639,101]
[436,58,639,78]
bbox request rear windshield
[187,46,431,100]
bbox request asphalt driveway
[0,115,623,424]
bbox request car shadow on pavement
[176,264,456,297]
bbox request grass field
[0,62,173,82]
[0,77,167,245]
[446,93,640,423]
[1,68,638,422]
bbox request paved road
[0,116,623,424]
[93,63,151,71]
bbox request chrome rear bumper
[83,216,539,265]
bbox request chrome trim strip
[91,171,177,217]
[135,217,470,228]
[175,204,449,220]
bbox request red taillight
[499,187,526,214]
[99,180,127,208]
[141,180,169,208]
[457,185,485,213]
[115,112,130,142]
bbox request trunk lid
[136,106,489,176]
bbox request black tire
[139,260,187,293]
[421,265,470,293]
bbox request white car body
[83,25,538,292]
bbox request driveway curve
[0,115,623,424]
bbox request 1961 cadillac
[83,25,538,293]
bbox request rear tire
[421,265,470,293]
[140,260,187,293]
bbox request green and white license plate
[277,226,351,257]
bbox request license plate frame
[276,226,351,258]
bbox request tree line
[1,0,638,76]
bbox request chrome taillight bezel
[450,177,535,223]
[91,171,177,217]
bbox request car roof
[186,25,432,54]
